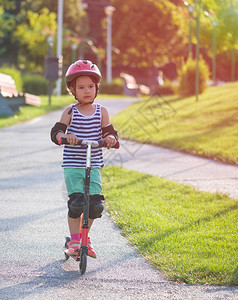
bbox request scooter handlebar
[58,137,120,149]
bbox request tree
[110,0,187,69]
[177,0,238,80]
[0,0,18,64]
[82,0,110,46]
[41,0,89,39]
[18,0,89,60]
[0,0,88,70]
[198,0,238,53]
[13,8,57,71]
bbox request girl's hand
[104,135,117,148]
[66,133,78,146]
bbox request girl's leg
[67,216,81,255]
[68,215,96,257]
[88,218,94,230]
[68,215,94,235]
[68,215,81,235]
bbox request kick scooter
[59,137,119,274]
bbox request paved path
[111,140,238,200]
[0,99,237,300]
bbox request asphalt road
[0,99,237,300]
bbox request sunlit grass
[112,82,238,165]
[102,166,238,285]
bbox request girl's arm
[51,106,78,146]
[101,106,117,148]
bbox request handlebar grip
[98,140,120,149]
[98,140,107,147]
[113,141,120,149]
[58,137,67,145]
[58,137,82,145]
[58,137,120,149]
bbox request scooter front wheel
[80,252,87,274]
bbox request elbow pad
[102,124,118,141]
[50,122,67,145]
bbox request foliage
[1,0,238,80]
[100,78,124,95]
[199,0,238,54]
[36,0,89,38]
[42,0,89,65]
[13,8,57,70]
[0,2,17,57]
[216,50,238,81]
[110,0,187,68]
[83,0,108,46]
[178,58,210,97]
[175,0,238,81]
[158,79,176,95]
[16,0,89,62]
[22,74,48,95]
[0,0,88,70]
[0,65,22,92]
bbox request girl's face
[72,76,96,104]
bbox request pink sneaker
[67,239,81,256]
[87,237,96,258]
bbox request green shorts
[64,168,102,196]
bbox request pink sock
[71,233,82,241]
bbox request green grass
[102,166,238,286]
[0,94,128,128]
[112,82,238,165]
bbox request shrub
[158,79,176,95]
[100,78,124,95]
[22,74,48,95]
[178,58,210,97]
[0,66,23,92]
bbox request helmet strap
[77,100,94,106]
[67,99,94,115]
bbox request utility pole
[105,6,115,83]
[195,0,201,102]
[56,0,63,97]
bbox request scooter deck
[63,247,80,261]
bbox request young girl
[51,60,118,258]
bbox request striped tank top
[62,103,104,168]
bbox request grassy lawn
[111,82,238,165]
[0,94,127,128]
[102,166,238,286]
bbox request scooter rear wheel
[80,252,87,274]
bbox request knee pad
[68,193,84,219]
[89,194,105,219]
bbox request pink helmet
[65,60,102,88]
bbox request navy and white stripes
[62,104,104,168]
